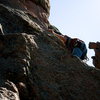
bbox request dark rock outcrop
[89,42,100,69]
[0,0,100,100]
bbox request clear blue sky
[49,0,100,66]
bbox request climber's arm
[54,33,67,43]
[48,29,67,43]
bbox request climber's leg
[72,47,83,58]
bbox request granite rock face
[0,0,100,100]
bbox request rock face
[89,42,100,69]
[0,0,50,34]
[0,0,100,100]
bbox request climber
[48,26,87,60]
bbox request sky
[49,0,100,66]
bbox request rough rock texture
[0,0,100,100]
[89,42,100,69]
[0,81,20,100]
[0,0,50,34]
